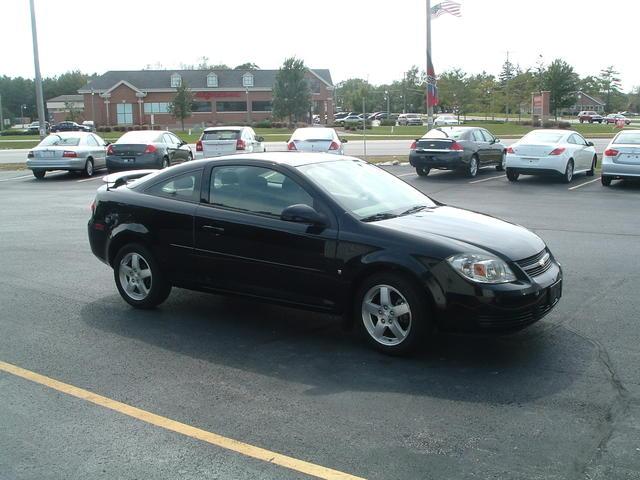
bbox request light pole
[21,104,26,124]
[0,94,3,131]
[245,87,250,124]
[29,0,47,139]
[385,90,390,119]
[90,88,95,126]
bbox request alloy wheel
[361,284,412,346]
[118,252,152,301]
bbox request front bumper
[409,151,466,169]
[26,158,86,170]
[506,154,566,176]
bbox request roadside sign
[615,119,625,129]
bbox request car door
[568,134,588,170]
[479,129,502,164]
[92,134,108,168]
[170,132,190,162]
[471,129,490,164]
[193,163,340,309]
[247,127,263,152]
[574,133,593,170]
[162,133,179,163]
[86,134,105,168]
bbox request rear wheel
[586,155,597,176]
[506,168,519,182]
[113,243,171,309]
[467,155,479,178]
[601,175,612,186]
[496,152,506,171]
[83,158,94,177]
[416,166,430,176]
[563,160,574,183]
[32,169,45,179]
[355,272,431,355]
[161,157,170,169]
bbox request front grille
[516,249,553,277]
[477,296,557,330]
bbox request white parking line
[469,174,506,184]
[0,174,32,183]
[568,177,601,190]
[398,170,446,178]
[77,175,105,183]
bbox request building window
[309,79,322,94]
[207,73,218,87]
[242,73,254,87]
[171,74,182,88]
[191,101,212,113]
[144,102,170,114]
[116,103,133,125]
[251,101,272,112]
[217,101,247,112]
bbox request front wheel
[467,155,479,178]
[32,169,46,179]
[496,152,506,171]
[506,168,519,182]
[113,243,171,309]
[563,160,574,183]
[586,156,596,176]
[416,166,430,176]
[355,273,431,355]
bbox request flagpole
[426,0,434,130]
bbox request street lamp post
[21,104,26,124]
[385,90,390,119]
[29,0,47,139]
[90,88,95,126]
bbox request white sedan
[433,115,460,126]
[505,129,597,183]
[287,127,346,154]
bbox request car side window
[170,133,182,145]
[472,130,485,142]
[162,133,174,145]
[576,134,588,146]
[568,134,582,145]
[86,135,99,146]
[209,165,314,217]
[480,130,495,143]
[145,171,202,202]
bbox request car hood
[374,206,545,261]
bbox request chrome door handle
[202,225,225,234]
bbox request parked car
[50,121,91,132]
[287,127,346,154]
[335,114,364,126]
[602,114,631,125]
[577,111,603,123]
[195,126,264,159]
[82,120,96,132]
[334,112,351,121]
[26,132,108,179]
[409,126,505,177]
[505,129,597,183]
[433,115,461,126]
[27,121,50,134]
[88,153,562,355]
[397,113,423,126]
[106,130,192,172]
[601,130,640,186]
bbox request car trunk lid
[110,144,149,156]
[611,145,640,165]
[292,139,333,152]
[201,130,241,156]
[416,138,457,151]
[512,143,558,157]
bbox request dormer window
[171,74,182,88]
[207,72,218,88]
[242,73,254,88]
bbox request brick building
[78,69,334,128]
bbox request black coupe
[88,153,562,355]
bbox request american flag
[431,0,462,18]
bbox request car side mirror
[257,136,265,142]
[104,141,111,146]
[281,204,327,226]
[494,138,500,143]
[587,141,594,147]
[341,138,348,143]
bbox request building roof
[575,91,605,106]
[47,94,84,103]
[79,69,333,93]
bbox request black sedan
[106,130,192,173]
[409,126,506,177]
[88,153,562,355]
[50,121,91,133]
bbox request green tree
[168,81,193,131]
[234,63,259,70]
[598,66,622,112]
[498,56,516,118]
[578,75,601,96]
[64,101,79,122]
[509,70,538,120]
[437,69,471,117]
[336,78,375,112]
[542,59,578,119]
[272,57,311,126]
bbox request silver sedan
[601,129,640,186]
[26,132,108,179]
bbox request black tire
[563,159,574,184]
[467,155,479,178]
[586,155,596,177]
[416,166,430,176]
[601,175,612,186]
[506,168,519,182]
[161,157,170,169]
[32,169,45,179]
[113,243,171,309]
[83,158,94,177]
[354,272,432,356]
[496,152,506,171]
[187,152,193,162]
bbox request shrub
[0,129,31,136]
[380,119,396,127]
[102,126,112,132]
[255,120,272,128]
[141,124,150,130]
[542,120,555,129]
[126,126,134,131]
[133,125,141,131]
[557,121,571,129]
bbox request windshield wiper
[360,212,398,222]
[399,205,429,216]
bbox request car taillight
[450,141,464,151]
[549,147,566,155]
[27,151,34,158]
[604,148,619,157]
[62,150,78,158]
[287,141,297,151]
[106,144,114,155]
[329,141,340,150]
[196,140,203,152]
[506,146,515,154]
[144,144,157,154]
[409,141,417,150]
[236,139,246,151]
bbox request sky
[1,0,638,91]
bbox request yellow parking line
[568,177,600,190]
[0,360,365,480]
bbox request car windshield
[423,128,466,140]
[292,128,335,141]
[613,132,640,144]
[522,131,564,143]
[202,130,240,140]
[117,131,161,143]
[298,160,435,220]
[38,135,81,147]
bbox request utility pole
[29,0,46,139]
[0,94,3,131]
[362,96,367,161]
[426,0,434,130]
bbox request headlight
[447,253,516,284]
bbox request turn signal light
[196,140,203,152]
[604,148,619,157]
[450,141,464,151]
[329,141,340,150]
[62,150,78,158]
[409,141,417,150]
[506,146,515,154]
[549,147,566,155]
[287,141,297,151]
[144,144,157,154]
[236,139,246,151]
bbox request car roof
[204,126,244,132]
[180,152,361,171]
[48,131,92,136]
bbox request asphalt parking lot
[1,164,640,479]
